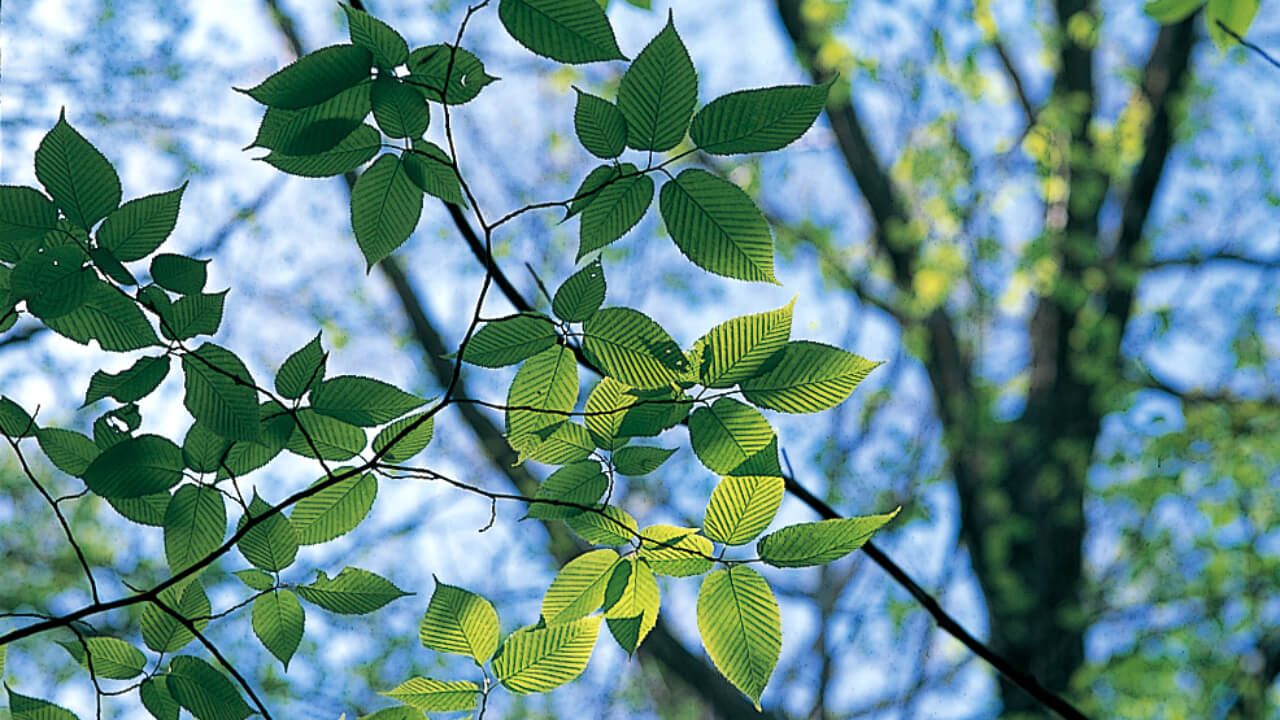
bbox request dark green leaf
[578,170,653,258]
[6,686,79,720]
[275,332,326,399]
[311,374,425,426]
[92,403,141,449]
[691,80,833,154]
[59,635,146,679]
[84,355,170,406]
[372,411,434,463]
[344,5,409,68]
[296,566,411,615]
[290,470,377,545]
[140,677,181,720]
[182,422,230,473]
[88,244,136,285]
[613,445,676,475]
[141,580,210,653]
[565,163,621,220]
[37,427,99,476]
[617,14,696,151]
[352,153,423,268]
[0,186,58,254]
[688,397,774,474]
[461,312,558,368]
[150,254,207,295]
[582,307,686,389]
[403,140,466,206]
[11,246,94,320]
[553,259,606,323]
[35,110,121,230]
[371,77,429,139]
[105,491,170,527]
[238,493,299,572]
[574,89,627,158]
[166,655,253,720]
[182,343,259,442]
[43,280,159,351]
[250,82,371,155]
[252,589,305,669]
[163,484,226,574]
[82,433,183,498]
[241,44,372,109]
[285,408,366,460]
[407,45,497,105]
[659,168,777,283]
[157,290,226,341]
[263,123,381,178]
[0,396,36,437]
[497,0,626,64]
[740,341,881,413]
[527,460,608,519]
[617,386,690,437]
[97,183,186,262]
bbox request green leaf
[214,402,294,481]
[43,280,159,351]
[60,636,147,679]
[37,427,99,476]
[359,709,426,720]
[696,566,780,709]
[0,396,36,438]
[0,186,58,253]
[106,491,170,527]
[613,445,676,476]
[565,504,637,546]
[617,386,691,438]
[527,460,607,519]
[1208,0,1259,48]
[407,45,498,105]
[541,548,619,624]
[659,168,777,283]
[163,484,226,574]
[371,77,430,139]
[1143,0,1204,23]
[275,333,327,400]
[289,470,377,545]
[702,475,784,546]
[6,686,79,720]
[241,44,372,109]
[617,13,697,151]
[462,313,558,368]
[639,525,713,576]
[352,153,424,268]
[296,566,410,615]
[757,510,899,567]
[150,254,207,295]
[506,345,578,454]
[88,244,136,285]
[497,0,626,64]
[140,677,181,720]
[691,80,833,155]
[97,183,186,262]
[311,375,425,426]
[251,83,371,155]
[578,170,653,258]
[404,140,466,206]
[419,580,500,665]
[584,376,630,449]
[141,580,210,653]
[263,123,381,178]
[688,397,773,474]
[252,589,305,669]
[492,616,602,694]
[573,89,627,158]
[344,5,409,68]
[234,568,275,592]
[564,164,620,220]
[182,343,260,442]
[519,421,595,465]
[237,493,299,572]
[182,422,230,473]
[382,678,479,713]
[84,355,170,406]
[552,260,606,323]
[693,298,793,388]
[166,655,253,720]
[11,245,94,320]
[603,557,659,652]
[739,340,881,413]
[372,411,434,463]
[91,403,141,449]
[285,408,367,460]
[728,433,781,477]
[157,290,226,341]
[582,307,686,389]
[82,434,183,498]
[35,110,121,230]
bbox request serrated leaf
[498,0,625,64]
[603,557,659,652]
[140,677,181,720]
[157,290,226,341]
[617,14,696,151]
[702,475,784,546]
[182,422,229,475]
[757,510,899,567]
[582,307,686,389]
[6,686,79,720]
[11,245,94,320]
[404,140,466,206]
[506,345,578,455]
[612,445,676,476]
[1143,0,1203,23]
[234,568,275,591]
[275,333,326,399]
[84,355,170,406]
[285,408,367,460]
[697,566,780,709]
[688,397,773,474]
[263,123,381,178]
[0,185,58,253]
[493,616,602,694]
[88,244,135,285]
[541,548,618,624]
[344,5,409,68]
[407,45,497,105]
[311,375,425,426]
[35,111,121,230]
[728,433,782,477]
[739,340,880,413]
[617,386,690,438]
[359,709,426,720]
[583,376,631,450]
[578,170,653,258]
[660,168,777,283]
[242,44,372,109]
[37,427,99,476]
[290,470,377,545]
[297,566,410,615]
[150,254,208,295]
[382,678,479,712]
[565,504,637,546]
[371,77,429,139]
[552,260,606,323]
[82,433,182,498]
[693,298,793,388]
[420,580,500,664]
[141,580,210,653]
[0,396,36,438]
[252,590,305,669]
[164,484,226,574]
[44,280,159,351]
[352,153,424,268]
[92,404,140,449]
[237,493,299,572]
[527,460,607,519]
[462,313,558,368]
[251,83,371,155]
[182,343,259,442]
[106,491,170,527]
[60,636,147,679]
[564,164,621,220]
[167,655,253,720]
[97,183,185,261]
[372,411,434,463]
[522,421,595,465]
[691,80,833,154]
[574,89,627,158]
[639,525,713,576]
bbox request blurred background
[1,0,1278,718]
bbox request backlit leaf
[297,566,410,615]
[565,504,637,546]
[690,80,833,154]
[237,493,299,572]
[462,313,559,368]
[574,89,627,158]
[739,340,881,413]
[182,343,260,442]
[252,590,305,669]
[506,345,578,454]
[498,0,625,64]
[757,509,899,567]
[163,484,226,574]
[82,434,183,498]
[696,566,780,709]
[552,260,606,323]
[372,411,434,463]
[96,184,186,261]
[527,460,608,519]
[582,307,685,389]
[275,332,326,399]
[311,375,425,426]
[382,678,479,713]
[352,153,423,268]
[659,168,777,283]
[617,13,696,151]
[241,44,372,109]
[420,580,500,665]
[639,525,713,576]
[541,548,619,624]
[492,616,602,694]
[166,655,253,720]
[35,111,121,230]
[692,298,793,388]
[578,170,653,258]
[702,475,784,546]
[290,470,377,545]
[688,397,773,474]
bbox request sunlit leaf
[419,579,500,664]
[757,510,899,567]
[617,13,696,151]
[696,566,780,709]
[297,566,410,615]
[492,616,602,694]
